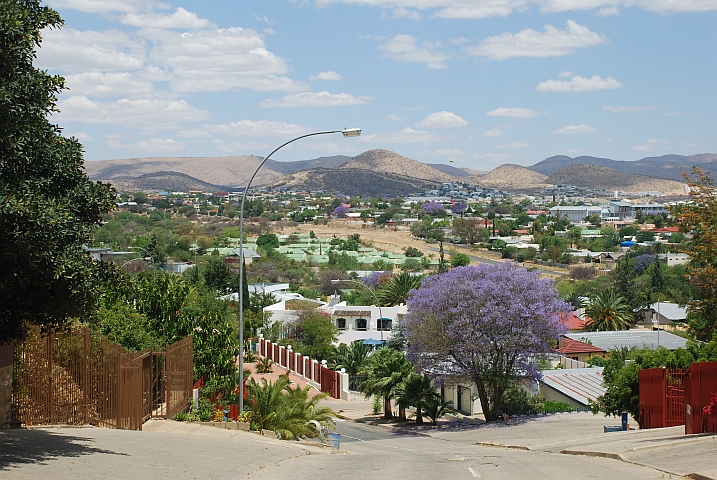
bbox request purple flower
[451,201,467,215]
[634,254,655,274]
[421,201,445,215]
[363,271,392,289]
[403,263,570,421]
[333,205,349,218]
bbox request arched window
[337,318,346,330]
[356,318,367,331]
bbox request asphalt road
[423,245,566,278]
[248,419,678,480]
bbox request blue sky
[38,0,716,169]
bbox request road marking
[468,467,480,478]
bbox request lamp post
[120,256,152,270]
[238,128,361,412]
[330,278,388,344]
[128,246,156,274]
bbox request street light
[120,256,152,270]
[238,128,361,412]
[330,278,389,344]
[128,246,156,270]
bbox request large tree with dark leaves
[0,1,115,343]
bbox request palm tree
[584,289,633,331]
[358,348,414,419]
[376,272,423,307]
[246,375,336,440]
[332,340,372,375]
[394,373,440,425]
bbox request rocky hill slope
[546,164,686,194]
[470,164,549,189]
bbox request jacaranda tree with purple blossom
[421,201,445,216]
[332,205,349,218]
[403,264,570,421]
[450,201,467,217]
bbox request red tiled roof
[555,337,606,355]
[513,229,531,235]
[559,311,585,331]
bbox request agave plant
[255,357,274,374]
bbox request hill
[107,172,228,193]
[272,168,438,197]
[546,164,686,195]
[341,150,456,183]
[531,153,717,180]
[471,164,549,189]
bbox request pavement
[321,398,717,479]
[2,398,715,479]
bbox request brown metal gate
[12,329,192,430]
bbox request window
[377,318,392,331]
[356,318,367,331]
[337,318,346,330]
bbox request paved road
[248,419,678,480]
[423,245,566,278]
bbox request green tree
[376,272,423,307]
[0,1,116,342]
[331,340,372,375]
[394,373,440,425]
[358,348,414,419]
[671,167,717,339]
[451,253,470,267]
[291,311,338,360]
[202,256,235,293]
[256,233,280,250]
[584,289,633,331]
[401,257,423,272]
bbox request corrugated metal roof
[540,367,605,406]
[563,330,688,351]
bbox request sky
[37,0,717,169]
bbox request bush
[500,387,575,416]
[570,266,597,280]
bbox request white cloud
[604,105,656,113]
[47,0,164,14]
[553,124,598,134]
[391,7,421,19]
[64,72,155,97]
[664,111,683,117]
[106,136,186,153]
[364,127,450,143]
[631,138,669,151]
[483,127,503,137]
[540,0,717,15]
[386,113,404,121]
[146,27,307,93]
[378,34,451,69]
[197,119,311,137]
[55,96,210,127]
[464,20,608,60]
[537,74,622,92]
[121,8,214,29]
[492,141,530,149]
[432,148,465,156]
[259,91,370,108]
[310,0,717,17]
[70,132,93,143]
[310,71,344,81]
[415,111,468,128]
[487,107,545,118]
[37,28,145,72]
[596,6,619,16]
[558,70,574,78]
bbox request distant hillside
[546,164,686,194]
[426,163,472,177]
[342,150,456,183]
[273,168,438,197]
[84,155,352,188]
[471,164,549,189]
[107,171,228,193]
[531,153,717,180]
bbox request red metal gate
[639,368,684,429]
[684,361,717,434]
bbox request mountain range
[84,150,714,197]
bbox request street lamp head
[342,128,361,138]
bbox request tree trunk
[415,406,423,425]
[383,397,393,419]
[474,378,495,422]
[399,404,406,421]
